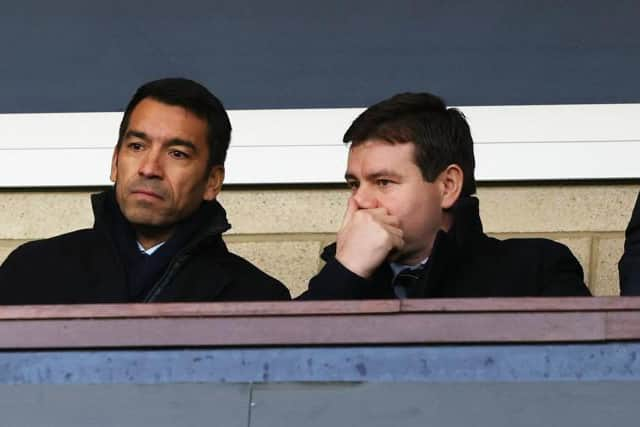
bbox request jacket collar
[90,188,234,302]
[444,195,484,252]
[91,188,231,250]
[415,196,485,297]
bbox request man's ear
[438,164,464,210]
[203,166,225,201]
[110,145,119,183]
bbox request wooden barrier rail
[1,297,639,349]
[1,296,639,426]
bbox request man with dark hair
[0,78,290,303]
[301,92,590,299]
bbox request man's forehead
[127,99,207,141]
[347,139,416,168]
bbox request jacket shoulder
[498,237,590,296]
[499,236,573,255]
[0,228,111,305]
[3,229,98,262]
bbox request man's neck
[396,247,432,266]
[135,226,175,250]
[395,211,455,265]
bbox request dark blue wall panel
[1,0,639,112]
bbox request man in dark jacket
[619,192,640,295]
[301,92,590,299]
[0,78,290,304]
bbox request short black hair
[117,78,232,168]
[343,92,476,196]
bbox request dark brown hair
[344,92,476,196]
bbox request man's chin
[388,248,428,266]
[127,219,176,242]
[122,209,174,229]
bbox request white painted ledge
[0,104,639,187]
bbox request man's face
[345,139,446,263]
[110,98,223,228]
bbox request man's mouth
[131,189,164,200]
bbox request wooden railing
[1,297,639,349]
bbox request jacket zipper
[142,231,225,302]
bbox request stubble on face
[346,140,446,265]
[111,98,216,246]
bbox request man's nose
[138,149,163,178]
[352,185,378,209]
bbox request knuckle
[353,209,366,220]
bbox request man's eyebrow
[345,170,402,182]
[366,169,402,180]
[124,130,149,140]
[166,138,197,152]
[123,131,197,152]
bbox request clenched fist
[335,197,404,278]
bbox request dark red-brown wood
[0,297,638,349]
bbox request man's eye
[377,179,392,187]
[346,181,359,190]
[128,142,144,151]
[169,150,189,159]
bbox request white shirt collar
[136,241,166,255]
[389,257,429,280]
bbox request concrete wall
[1,184,637,297]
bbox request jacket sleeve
[619,192,640,296]
[298,257,373,300]
[540,240,591,297]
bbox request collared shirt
[389,257,429,299]
[136,241,166,256]
[389,257,429,281]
